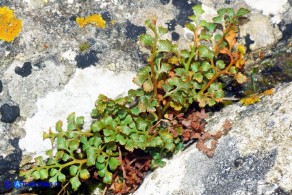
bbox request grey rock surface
[0,0,291,194]
[135,82,292,195]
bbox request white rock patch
[19,67,137,158]
[244,0,288,23]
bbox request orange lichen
[76,14,106,29]
[0,6,22,42]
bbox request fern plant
[20,5,250,194]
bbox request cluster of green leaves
[20,93,180,191]
[20,5,249,193]
[137,6,249,111]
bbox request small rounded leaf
[98,167,106,177]
[40,169,48,179]
[194,73,203,83]
[43,131,50,140]
[109,157,120,171]
[57,137,66,149]
[62,153,70,162]
[96,162,106,170]
[49,175,58,184]
[185,23,195,31]
[58,173,66,182]
[212,16,222,23]
[116,134,127,145]
[235,72,248,84]
[79,169,90,180]
[140,34,154,46]
[50,168,58,177]
[76,116,84,128]
[32,170,40,180]
[69,140,79,151]
[201,62,212,72]
[103,171,113,184]
[70,165,79,176]
[158,26,168,36]
[56,120,63,132]
[158,40,173,53]
[34,156,45,166]
[215,90,224,98]
[70,176,81,191]
[229,66,238,74]
[143,80,154,92]
[216,60,225,69]
[198,46,214,60]
[236,8,250,17]
[207,99,216,106]
[191,62,200,73]
[67,112,76,123]
[205,72,215,80]
[192,5,204,17]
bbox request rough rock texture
[0,0,291,194]
[135,82,292,195]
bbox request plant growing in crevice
[20,5,250,194]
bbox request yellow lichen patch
[236,44,246,69]
[237,44,246,55]
[76,14,106,29]
[262,88,274,96]
[240,95,261,106]
[240,88,275,106]
[0,6,22,42]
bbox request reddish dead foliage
[165,109,232,157]
[109,149,152,195]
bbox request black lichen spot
[166,19,177,31]
[0,104,20,123]
[75,50,99,69]
[33,61,45,69]
[172,0,199,27]
[14,62,32,77]
[0,80,2,93]
[0,138,22,194]
[278,21,292,42]
[69,15,77,22]
[225,0,232,4]
[125,20,146,41]
[101,11,112,23]
[171,32,180,41]
[234,158,244,168]
[244,34,255,52]
[160,0,170,5]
